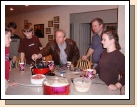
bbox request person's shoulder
[115,50,125,57]
[47,39,57,45]
[66,38,76,44]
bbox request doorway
[70,23,91,58]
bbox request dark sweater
[95,50,125,86]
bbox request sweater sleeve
[118,54,125,86]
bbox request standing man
[7,22,21,68]
[82,18,105,68]
[32,29,80,67]
[18,24,43,65]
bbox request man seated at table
[32,29,80,67]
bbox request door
[70,23,91,58]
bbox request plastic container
[43,76,70,95]
[73,77,91,92]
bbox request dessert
[31,74,46,84]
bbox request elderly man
[32,29,80,66]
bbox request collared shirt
[58,42,67,65]
[90,33,105,63]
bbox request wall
[6,5,118,47]
[118,5,125,54]
[70,9,118,24]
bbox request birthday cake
[31,74,46,84]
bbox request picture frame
[48,20,53,27]
[54,24,59,31]
[34,24,44,38]
[24,20,28,26]
[104,23,117,32]
[48,35,53,41]
[54,16,59,23]
[46,28,51,34]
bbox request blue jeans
[93,63,98,68]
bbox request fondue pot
[31,62,50,75]
[31,67,50,75]
[43,76,70,95]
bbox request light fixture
[25,5,29,6]
[10,7,13,11]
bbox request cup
[66,61,71,69]
[19,63,25,71]
[86,69,93,79]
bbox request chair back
[42,54,52,62]
[76,58,91,70]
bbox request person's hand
[31,54,39,61]
[8,82,18,87]
[82,55,87,60]
[108,82,122,90]
[108,84,117,90]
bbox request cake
[31,74,46,84]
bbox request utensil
[31,60,38,68]
[35,60,38,68]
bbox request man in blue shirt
[82,18,105,68]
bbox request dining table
[6,65,125,95]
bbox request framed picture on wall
[34,24,44,38]
[48,20,53,27]
[54,24,59,31]
[46,28,51,34]
[54,16,59,23]
[104,23,117,32]
[48,35,53,41]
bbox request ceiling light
[10,7,13,11]
[25,5,29,6]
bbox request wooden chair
[42,54,52,61]
[76,58,91,70]
[15,56,26,68]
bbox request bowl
[73,77,91,92]
[31,74,46,84]
[43,76,70,95]
[31,67,50,75]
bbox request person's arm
[20,52,25,63]
[82,48,94,60]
